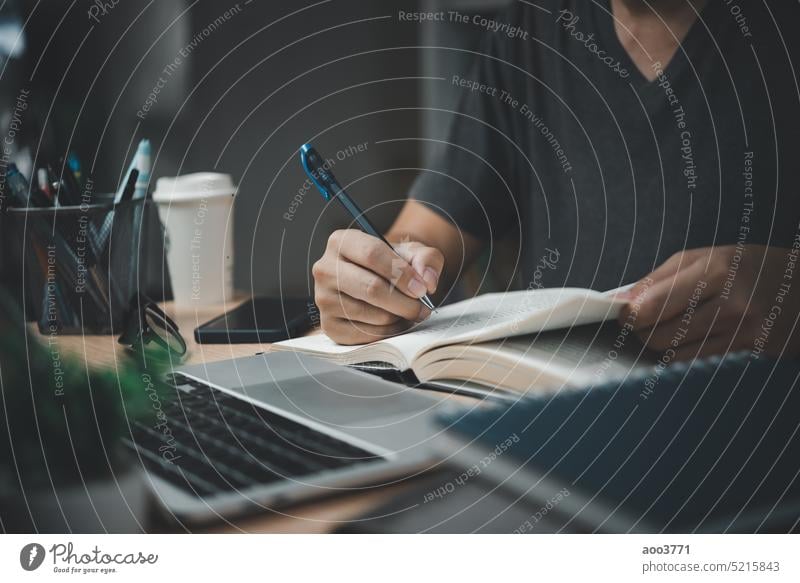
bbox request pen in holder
[7,198,148,334]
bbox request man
[312,0,800,360]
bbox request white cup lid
[152,172,236,202]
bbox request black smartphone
[194,297,318,344]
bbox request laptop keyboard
[123,373,384,498]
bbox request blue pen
[300,143,436,312]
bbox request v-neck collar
[592,0,718,88]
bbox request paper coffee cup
[153,173,235,306]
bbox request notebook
[273,286,648,393]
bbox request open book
[273,286,652,393]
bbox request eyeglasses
[118,295,187,360]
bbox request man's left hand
[618,245,800,360]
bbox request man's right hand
[312,229,444,345]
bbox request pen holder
[6,199,148,334]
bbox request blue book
[436,354,800,533]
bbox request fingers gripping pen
[300,144,436,311]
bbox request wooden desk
[32,299,415,533]
[46,300,271,370]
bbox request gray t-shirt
[411,0,800,291]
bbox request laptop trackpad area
[177,352,439,427]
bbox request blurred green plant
[0,289,169,498]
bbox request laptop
[125,352,452,523]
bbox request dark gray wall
[5,0,512,299]
[174,0,425,297]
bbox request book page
[399,287,629,353]
[273,286,630,369]
[414,322,654,392]
[471,321,651,385]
